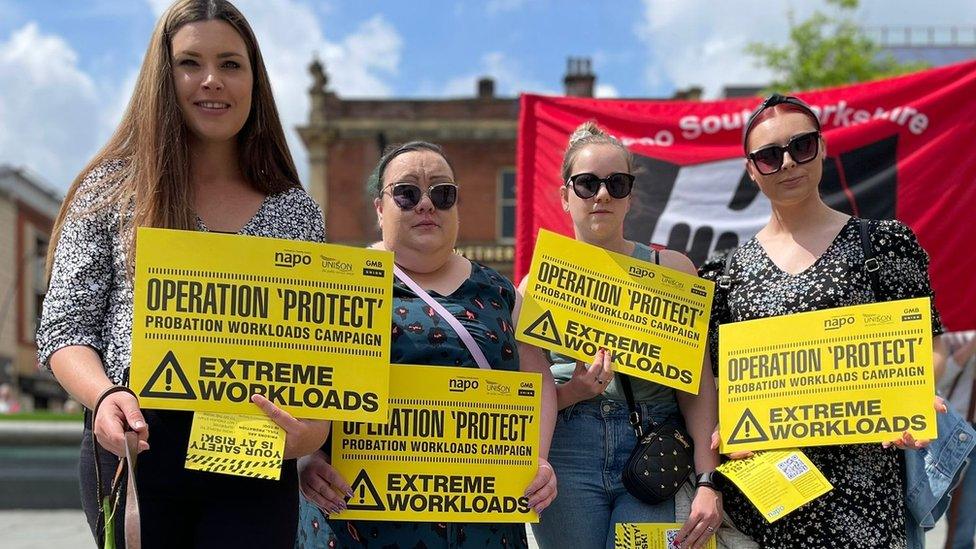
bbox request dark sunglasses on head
[748,131,821,176]
[566,172,635,199]
[384,182,458,210]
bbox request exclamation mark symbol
[165,367,173,391]
[358,482,366,504]
[745,420,751,438]
[540,321,548,337]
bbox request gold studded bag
[619,374,694,504]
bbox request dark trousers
[80,410,298,548]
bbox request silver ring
[596,379,605,385]
[706,526,715,532]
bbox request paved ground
[0,510,956,548]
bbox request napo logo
[321,256,353,274]
[449,377,479,393]
[628,266,656,279]
[824,315,855,331]
[274,250,311,268]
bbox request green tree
[748,0,928,92]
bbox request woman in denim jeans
[525,121,722,549]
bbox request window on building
[498,169,516,242]
[21,229,48,343]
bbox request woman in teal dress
[296,141,557,548]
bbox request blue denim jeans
[948,437,976,549]
[532,399,679,549]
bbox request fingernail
[133,420,145,429]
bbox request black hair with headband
[742,94,821,153]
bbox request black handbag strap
[858,218,884,300]
[621,248,660,438]
[716,247,737,290]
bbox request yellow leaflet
[331,365,541,523]
[516,230,713,394]
[717,450,832,523]
[184,412,285,481]
[130,228,393,421]
[614,522,716,549]
[719,298,936,452]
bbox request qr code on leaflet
[665,529,680,548]
[776,453,809,481]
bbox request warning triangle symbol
[346,469,385,511]
[727,408,768,445]
[523,310,561,346]
[140,351,196,400]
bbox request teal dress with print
[296,261,528,549]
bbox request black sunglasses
[383,182,458,210]
[566,172,635,199]
[748,131,821,175]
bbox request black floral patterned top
[699,217,943,549]
[37,160,326,382]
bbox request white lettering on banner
[676,101,930,141]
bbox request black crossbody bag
[619,249,695,504]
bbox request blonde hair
[46,0,298,276]
[560,120,634,181]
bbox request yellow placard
[331,364,541,523]
[615,523,716,549]
[717,450,832,523]
[130,228,393,421]
[719,298,936,453]
[184,412,286,480]
[516,230,713,393]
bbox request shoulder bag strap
[717,248,737,290]
[393,264,491,370]
[858,218,883,300]
[621,249,661,438]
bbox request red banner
[515,59,976,331]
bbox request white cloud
[0,23,101,190]
[436,51,557,98]
[595,83,619,98]
[636,0,976,99]
[13,0,404,191]
[219,1,402,186]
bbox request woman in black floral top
[699,95,946,549]
[37,2,328,547]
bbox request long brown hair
[46,0,299,275]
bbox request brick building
[297,58,642,278]
[0,166,63,410]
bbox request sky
[1,0,974,192]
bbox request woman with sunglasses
[295,141,558,548]
[528,122,721,549]
[699,94,947,548]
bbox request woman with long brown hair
[37,1,329,547]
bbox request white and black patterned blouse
[699,217,943,549]
[37,161,325,385]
